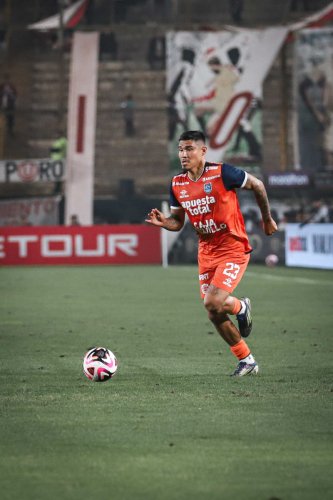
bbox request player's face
[178,140,207,171]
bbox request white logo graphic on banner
[0,159,65,183]
[167,28,287,166]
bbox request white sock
[238,300,246,315]
[241,354,255,364]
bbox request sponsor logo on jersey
[199,272,209,281]
[202,175,220,182]
[207,166,218,171]
[194,219,228,235]
[173,181,189,186]
[204,182,212,194]
[181,195,215,215]
[179,189,189,199]
[222,277,233,288]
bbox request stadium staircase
[95,60,168,196]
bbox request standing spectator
[70,214,81,226]
[99,32,118,61]
[147,34,166,70]
[120,94,136,137]
[0,74,17,136]
[229,0,244,24]
[50,129,67,194]
[0,9,7,51]
[298,59,328,171]
[50,130,67,160]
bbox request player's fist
[263,217,278,236]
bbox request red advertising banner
[0,225,161,265]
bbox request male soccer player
[146,130,277,376]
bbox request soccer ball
[83,347,118,382]
[265,254,279,267]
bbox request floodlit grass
[0,264,332,500]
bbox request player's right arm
[145,207,185,231]
[243,173,277,236]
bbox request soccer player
[146,130,277,376]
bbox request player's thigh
[211,253,250,293]
[198,253,250,298]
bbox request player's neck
[188,161,205,181]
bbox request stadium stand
[0,0,332,204]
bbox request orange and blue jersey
[170,162,252,259]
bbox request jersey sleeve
[169,181,182,209]
[222,163,247,190]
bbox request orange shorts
[198,252,250,299]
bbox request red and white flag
[28,0,89,30]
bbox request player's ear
[202,144,208,154]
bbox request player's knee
[204,294,228,316]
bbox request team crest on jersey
[179,189,189,198]
[204,182,212,194]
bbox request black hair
[179,130,206,143]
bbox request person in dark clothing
[0,74,17,135]
[147,35,166,70]
[121,94,136,137]
[229,0,244,24]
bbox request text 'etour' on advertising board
[0,225,161,265]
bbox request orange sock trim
[231,298,242,315]
[230,339,251,360]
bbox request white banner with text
[0,197,60,226]
[285,223,333,269]
[0,159,65,183]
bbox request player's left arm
[243,173,278,236]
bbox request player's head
[178,130,207,171]
[179,130,206,144]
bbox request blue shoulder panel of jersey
[222,163,246,190]
[169,180,181,207]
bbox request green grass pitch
[0,264,332,500]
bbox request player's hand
[145,208,167,227]
[263,217,278,236]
